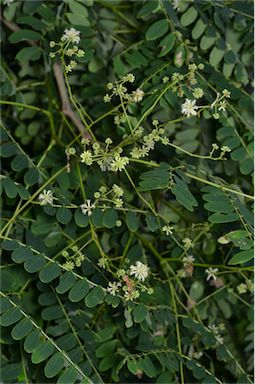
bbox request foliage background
[0,0,254,383]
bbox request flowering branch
[0,13,89,138]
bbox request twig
[0,12,90,138]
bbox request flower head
[38,189,54,206]
[61,28,81,44]
[129,261,149,282]
[80,199,96,216]
[110,155,129,172]
[183,255,195,266]
[80,150,93,165]
[132,89,144,103]
[181,99,198,118]
[192,88,203,99]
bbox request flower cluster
[105,261,152,301]
[210,89,231,119]
[62,246,85,270]
[79,137,129,172]
[49,28,85,73]
[130,120,169,159]
[104,73,144,105]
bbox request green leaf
[189,281,204,301]
[172,176,198,212]
[9,29,41,43]
[103,208,118,229]
[57,366,78,384]
[145,19,169,40]
[11,318,33,340]
[74,208,90,227]
[11,246,33,264]
[139,356,157,378]
[56,207,73,225]
[126,211,140,232]
[69,0,88,17]
[228,249,254,265]
[96,340,118,358]
[127,358,140,375]
[56,272,77,294]
[133,304,147,323]
[92,208,104,228]
[24,254,46,273]
[0,307,23,326]
[24,329,41,353]
[145,212,159,232]
[11,154,29,171]
[192,18,206,39]
[138,164,170,191]
[31,341,55,364]
[39,262,61,283]
[3,177,18,198]
[0,362,22,381]
[68,279,90,302]
[44,352,65,378]
[180,7,198,27]
[41,305,63,321]
[66,12,90,27]
[208,212,238,223]
[209,46,225,67]
[84,286,105,308]
[24,168,40,186]
[16,46,41,62]
[137,1,159,18]
[159,33,176,57]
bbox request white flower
[132,89,144,103]
[181,99,198,118]
[219,100,227,111]
[162,225,174,236]
[183,255,195,266]
[80,199,96,216]
[222,89,231,98]
[80,150,93,165]
[38,189,54,206]
[104,94,111,103]
[237,283,247,294]
[110,155,129,172]
[3,0,14,5]
[61,28,81,44]
[183,237,194,249]
[107,281,121,296]
[221,145,231,153]
[205,267,219,281]
[129,261,149,282]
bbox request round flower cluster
[104,73,144,104]
[49,28,85,73]
[104,261,152,301]
[79,137,130,172]
[62,246,85,270]
[130,120,169,159]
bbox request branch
[0,12,90,138]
